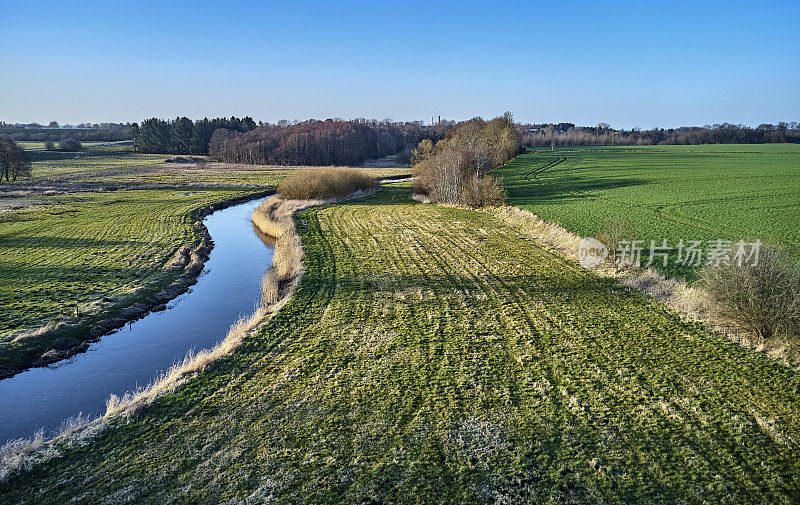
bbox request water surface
[0,197,273,443]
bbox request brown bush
[596,217,634,266]
[700,246,800,342]
[460,174,507,207]
[277,168,379,200]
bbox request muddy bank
[0,190,274,380]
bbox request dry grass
[0,414,102,482]
[277,167,379,200]
[11,320,66,343]
[261,268,280,305]
[105,307,267,417]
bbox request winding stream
[0,197,273,444]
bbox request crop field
[496,145,800,280]
[0,188,253,376]
[3,186,799,503]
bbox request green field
[0,188,257,376]
[496,145,800,280]
[2,186,799,503]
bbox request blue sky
[1,0,798,128]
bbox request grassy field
[496,145,800,280]
[21,145,407,188]
[25,145,170,181]
[2,186,799,503]
[0,189,257,376]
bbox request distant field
[550,144,800,153]
[23,145,407,188]
[497,145,800,280]
[0,189,252,376]
[3,186,799,503]
[18,141,130,151]
[26,145,169,180]
[17,142,47,150]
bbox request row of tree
[521,122,800,147]
[0,123,130,142]
[0,138,31,182]
[414,113,521,207]
[130,117,258,155]
[209,119,440,166]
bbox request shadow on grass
[503,175,648,204]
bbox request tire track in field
[404,211,573,485]
[324,204,461,430]
[523,156,566,181]
[403,210,796,495]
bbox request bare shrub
[277,168,379,200]
[58,138,82,152]
[460,174,507,207]
[596,216,634,265]
[700,246,800,342]
[394,146,413,165]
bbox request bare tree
[0,137,32,182]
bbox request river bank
[0,189,273,380]
[0,197,276,445]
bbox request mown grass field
[496,145,800,280]
[0,189,254,375]
[3,186,799,503]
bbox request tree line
[521,122,800,147]
[131,117,257,155]
[0,137,31,182]
[414,113,521,207]
[0,123,130,142]
[209,119,440,166]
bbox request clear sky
[2,0,798,128]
